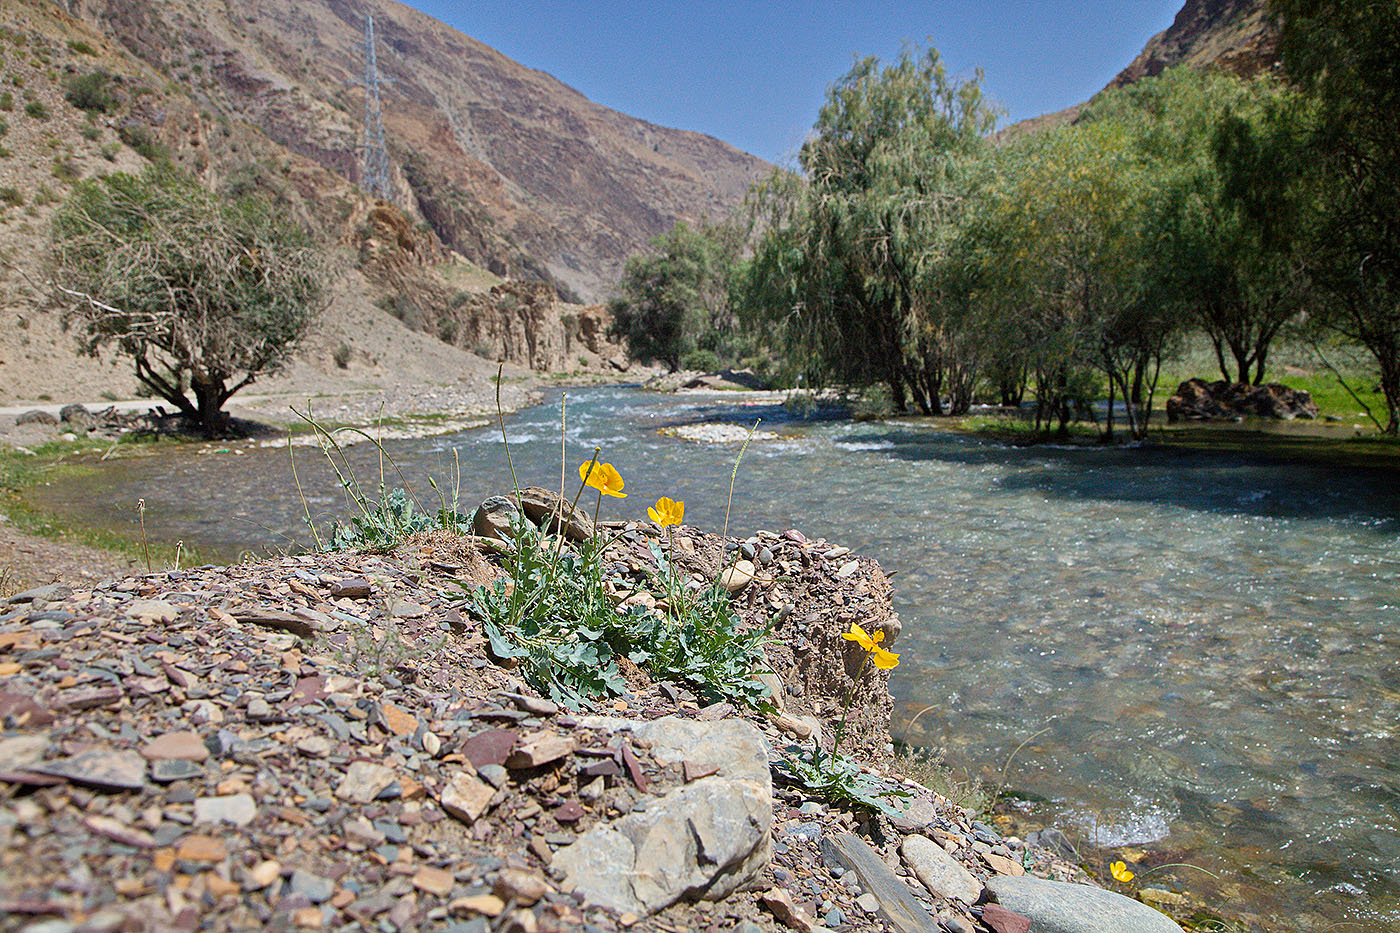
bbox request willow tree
[742,44,998,413]
[979,122,1166,438]
[49,165,327,434]
[1084,67,1306,388]
[1272,0,1400,434]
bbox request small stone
[175,834,227,862]
[505,732,575,769]
[761,888,815,932]
[981,851,1025,876]
[901,834,982,905]
[141,731,209,762]
[245,860,282,890]
[413,865,455,897]
[246,698,274,720]
[421,731,441,757]
[450,894,506,917]
[195,793,257,827]
[856,892,880,914]
[461,728,518,769]
[290,869,335,904]
[292,906,324,929]
[330,577,372,598]
[505,693,559,717]
[151,760,204,783]
[83,814,156,848]
[335,761,396,803]
[126,599,178,623]
[478,764,509,789]
[440,772,495,823]
[494,868,550,905]
[379,703,419,736]
[34,747,146,791]
[296,736,332,757]
[719,560,756,593]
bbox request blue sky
[403,1,1184,163]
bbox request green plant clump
[460,512,772,711]
[0,186,23,207]
[24,99,48,120]
[64,70,116,113]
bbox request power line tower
[359,10,394,202]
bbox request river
[32,385,1400,930]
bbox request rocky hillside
[0,0,756,405]
[1002,0,1279,138]
[66,0,767,303]
[1109,0,1279,88]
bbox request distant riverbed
[32,385,1400,931]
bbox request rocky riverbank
[0,512,1191,933]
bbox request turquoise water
[34,386,1400,929]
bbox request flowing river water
[30,386,1400,929]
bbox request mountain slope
[69,0,768,302]
[1002,0,1279,140]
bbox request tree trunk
[191,376,229,436]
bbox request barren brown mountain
[0,0,766,404]
[66,0,768,303]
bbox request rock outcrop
[1166,378,1318,422]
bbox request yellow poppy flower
[648,496,684,527]
[842,622,900,669]
[871,645,900,670]
[841,621,884,652]
[1110,860,1134,883]
[578,460,626,498]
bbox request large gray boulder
[553,716,772,918]
[986,875,1186,933]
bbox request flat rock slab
[986,875,1187,933]
[901,834,982,905]
[33,748,147,791]
[820,832,938,933]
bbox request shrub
[80,122,100,141]
[51,158,79,183]
[64,71,117,114]
[100,142,118,161]
[680,348,720,372]
[0,90,12,111]
[0,117,7,136]
[66,40,97,56]
[116,123,167,163]
[332,342,352,368]
[24,100,49,120]
[0,187,22,207]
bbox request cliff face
[66,0,769,303]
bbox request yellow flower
[648,496,684,527]
[842,622,900,669]
[578,460,627,498]
[1110,860,1135,883]
[842,621,882,651]
[871,645,900,670]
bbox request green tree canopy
[608,220,741,372]
[741,43,998,413]
[48,165,327,434]
[1272,0,1400,433]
